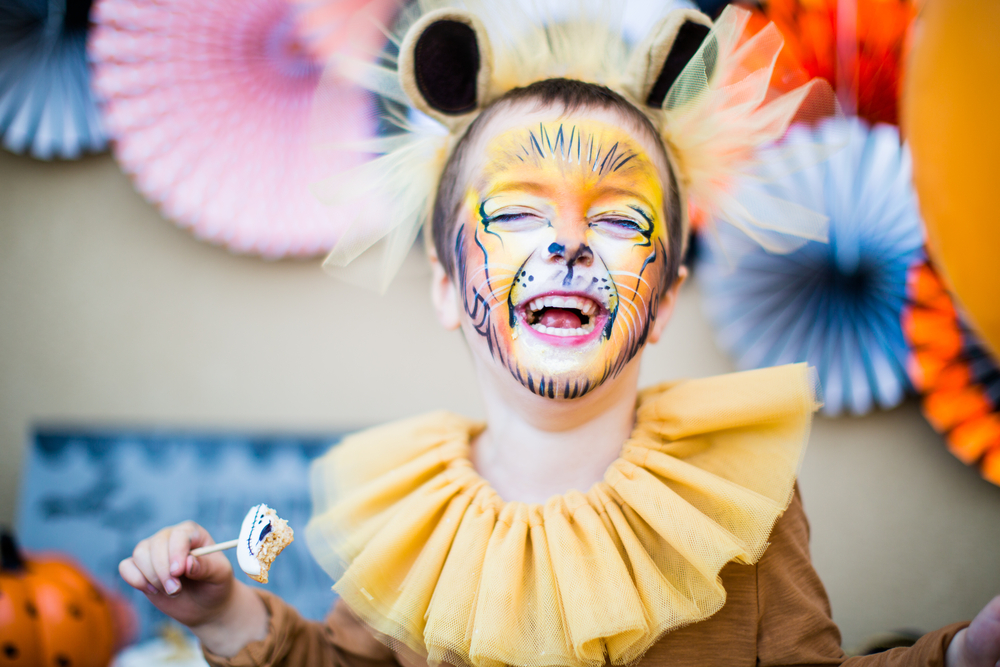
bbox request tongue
[540,308,582,329]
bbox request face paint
[454,118,670,399]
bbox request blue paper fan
[696,118,926,416]
[0,0,106,159]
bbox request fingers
[149,526,178,595]
[119,556,158,597]
[121,521,214,596]
[185,545,234,586]
[166,522,205,591]
[127,533,164,595]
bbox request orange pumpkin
[0,530,117,667]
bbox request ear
[626,9,713,109]
[398,8,494,130]
[648,266,688,345]
[429,251,461,331]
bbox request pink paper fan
[89,0,383,258]
[291,0,399,61]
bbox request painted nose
[547,241,594,268]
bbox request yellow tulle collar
[305,364,818,667]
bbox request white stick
[190,539,239,557]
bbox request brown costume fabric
[203,488,966,667]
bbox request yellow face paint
[454,118,671,399]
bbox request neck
[471,359,642,504]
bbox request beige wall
[2,150,998,649]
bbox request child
[119,3,1000,666]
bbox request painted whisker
[466,264,519,283]
[616,286,649,315]
[480,282,515,308]
[609,270,653,290]
[471,276,515,302]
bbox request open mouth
[521,295,602,337]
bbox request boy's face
[452,111,672,399]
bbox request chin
[484,292,646,400]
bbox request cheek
[473,227,554,282]
[591,234,667,324]
[588,235,655,274]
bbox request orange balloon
[902,0,1000,359]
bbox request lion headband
[312,1,837,291]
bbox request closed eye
[491,213,533,223]
[590,216,648,238]
[483,210,548,232]
[602,218,642,231]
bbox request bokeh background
[4,148,1000,650]
[2,0,999,658]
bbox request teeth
[526,295,600,315]
[529,323,595,337]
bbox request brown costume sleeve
[756,487,969,667]
[202,590,399,667]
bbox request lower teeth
[530,323,592,337]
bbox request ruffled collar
[305,364,817,667]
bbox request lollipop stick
[191,539,239,557]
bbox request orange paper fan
[903,262,1000,485]
[745,0,916,125]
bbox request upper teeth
[527,296,598,315]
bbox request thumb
[185,550,233,584]
[182,525,233,584]
[963,595,1000,667]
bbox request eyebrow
[598,188,657,216]
[485,181,549,197]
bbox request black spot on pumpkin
[55,654,71,667]
[3,643,19,658]
[67,603,82,619]
[24,601,37,617]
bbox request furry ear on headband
[398,8,494,129]
[627,9,713,109]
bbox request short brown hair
[430,78,683,294]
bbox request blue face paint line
[509,257,531,328]
[603,304,617,340]
[479,200,506,244]
[562,244,594,286]
[553,124,566,158]
[542,123,554,154]
[529,130,545,158]
[629,205,653,224]
[598,142,616,173]
[613,154,635,172]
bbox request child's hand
[119,521,235,628]
[946,595,1000,667]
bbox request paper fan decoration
[88,0,384,257]
[746,0,916,125]
[903,262,1000,485]
[0,0,107,159]
[290,0,398,61]
[697,117,925,416]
